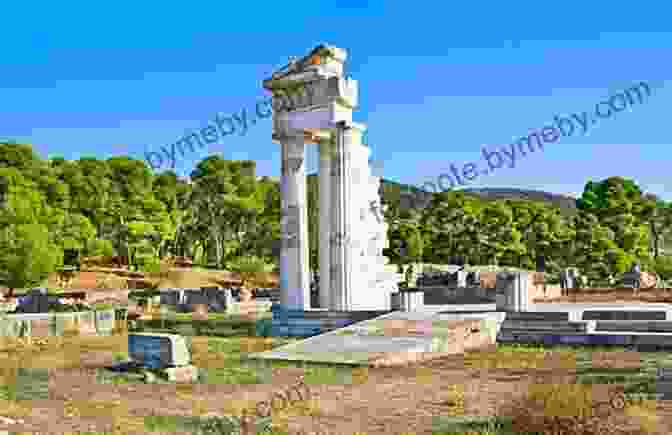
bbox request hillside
[460,187,578,210]
[289,175,579,211]
[381,179,578,211]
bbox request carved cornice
[264,45,346,89]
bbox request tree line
[1,142,671,290]
[381,176,672,286]
[0,143,280,290]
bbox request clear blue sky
[2,0,670,199]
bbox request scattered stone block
[30,317,50,337]
[622,271,641,288]
[164,364,199,382]
[193,304,208,320]
[159,290,180,307]
[128,333,191,369]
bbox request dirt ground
[42,267,280,293]
[535,288,672,304]
[1,336,672,435]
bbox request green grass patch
[143,413,278,434]
[131,316,267,337]
[432,416,528,435]
[489,342,670,400]
[196,337,365,386]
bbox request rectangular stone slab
[128,333,191,369]
[595,321,672,332]
[504,311,570,321]
[501,320,594,333]
[250,311,495,366]
[582,311,667,321]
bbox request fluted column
[329,122,355,311]
[318,137,333,309]
[279,134,310,309]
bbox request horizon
[1,1,670,200]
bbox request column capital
[334,120,366,133]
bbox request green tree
[479,201,525,267]
[640,194,672,259]
[421,191,482,264]
[84,238,114,257]
[0,223,63,291]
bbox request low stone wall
[418,271,560,308]
[149,288,279,314]
[0,310,122,339]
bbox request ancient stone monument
[263,44,400,311]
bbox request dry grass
[625,400,663,434]
[497,382,654,435]
[0,333,143,434]
[61,397,148,433]
[438,384,466,416]
[464,347,577,371]
[0,399,32,420]
[0,333,127,370]
[96,274,129,290]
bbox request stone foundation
[0,310,120,340]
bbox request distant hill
[267,175,578,211]
[460,187,578,210]
[382,179,578,211]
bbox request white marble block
[128,333,191,369]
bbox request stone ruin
[263,44,401,311]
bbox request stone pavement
[249,309,501,367]
[250,302,672,366]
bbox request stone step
[271,315,359,323]
[582,311,667,321]
[497,331,672,348]
[501,320,594,333]
[497,332,601,346]
[595,321,672,333]
[271,309,386,322]
[504,312,570,322]
[501,329,596,336]
[271,319,355,328]
[269,317,358,337]
[270,325,339,337]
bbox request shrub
[84,238,114,258]
[0,224,63,291]
[651,255,672,282]
[227,256,274,289]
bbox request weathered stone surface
[77,311,97,335]
[193,304,208,320]
[128,333,191,369]
[164,364,199,382]
[641,272,658,289]
[30,318,50,337]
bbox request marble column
[318,138,332,309]
[279,134,310,309]
[329,122,355,311]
